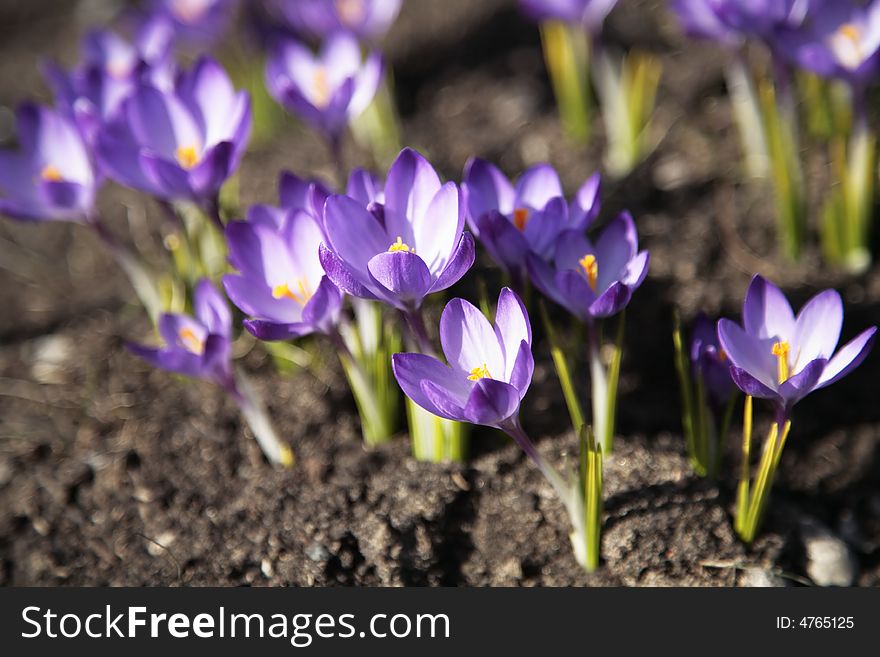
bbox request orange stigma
[175,145,200,170]
[40,165,64,182]
[839,23,861,43]
[178,327,205,355]
[513,207,530,231]
[578,254,598,292]
[272,279,312,306]
[467,363,491,381]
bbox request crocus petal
[513,163,563,210]
[222,273,303,323]
[588,281,632,318]
[188,140,234,198]
[508,340,535,398]
[392,352,470,421]
[318,244,380,300]
[742,275,795,340]
[594,212,638,291]
[440,297,505,378]
[346,168,384,207]
[127,343,205,379]
[526,252,567,308]
[473,210,530,278]
[494,287,532,379]
[569,172,601,230]
[201,333,232,383]
[779,358,827,407]
[422,381,469,422]
[40,181,90,215]
[463,378,521,426]
[521,197,568,259]
[413,181,463,273]
[620,250,650,290]
[817,326,877,389]
[158,313,207,351]
[323,193,388,275]
[193,278,231,338]
[139,151,193,199]
[728,366,782,403]
[717,318,778,391]
[462,157,515,226]
[383,147,441,243]
[301,275,344,333]
[367,251,433,307]
[243,319,316,341]
[791,289,843,368]
[426,232,476,294]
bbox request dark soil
[2,0,880,586]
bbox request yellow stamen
[513,207,530,231]
[388,235,414,253]
[178,327,205,355]
[40,164,64,182]
[467,363,491,381]
[772,341,790,384]
[175,144,200,170]
[578,254,598,292]
[839,23,862,43]
[336,0,366,26]
[313,67,331,109]
[272,279,312,307]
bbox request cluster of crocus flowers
[393,288,605,571]
[43,20,175,144]
[717,276,876,542]
[672,0,880,269]
[463,158,600,288]
[96,55,252,223]
[673,313,736,478]
[129,279,293,466]
[519,0,660,176]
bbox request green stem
[540,302,585,435]
[540,20,592,143]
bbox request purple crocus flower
[128,279,233,386]
[0,105,96,223]
[463,158,600,285]
[777,1,880,83]
[671,0,817,43]
[319,148,475,311]
[690,312,735,408]
[265,32,383,145]
[279,170,333,222]
[717,275,877,414]
[519,0,618,32]
[526,212,649,321]
[223,208,343,341]
[271,0,402,41]
[392,287,533,428]
[95,56,251,207]
[43,20,175,144]
[150,0,237,44]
